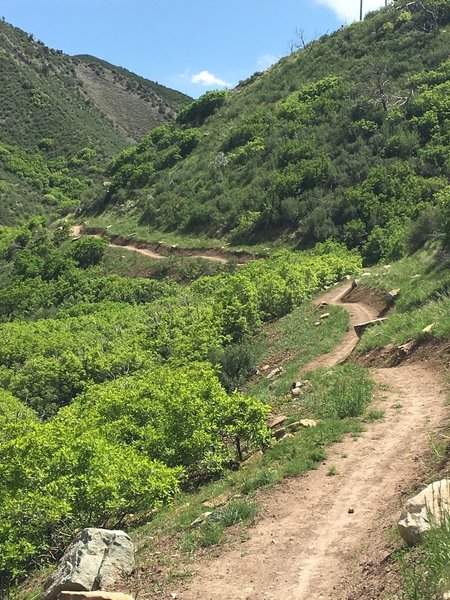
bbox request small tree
[69,237,107,268]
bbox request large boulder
[44,529,135,600]
[398,479,450,546]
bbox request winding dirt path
[178,283,449,600]
[71,224,239,264]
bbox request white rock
[266,367,284,379]
[44,529,135,600]
[398,479,450,546]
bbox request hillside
[3,2,450,599]
[0,19,190,224]
[73,55,191,141]
[87,0,450,264]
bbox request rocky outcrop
[398,479,450,546]
[44,529,135,600]
[354,318,388,337]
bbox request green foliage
[106,125,202,191]
[69,236,108,268]
[357,244,450,352]
[176,90,229,126]
[90,4,450,262]
[400,510,450,599]
[301,364,374,419]
[0,418,179,577]
[66,363,270,477]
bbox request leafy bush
[176,90,229,126]
[69,236,108,268]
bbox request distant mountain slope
[0,20,190,156]
[0,19,190,223]
[88,0,450,263]
[73,55,191,141]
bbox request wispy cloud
[256,54,279,70]
[191,70,229,88]
[314,0,386,22]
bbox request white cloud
[256,54,279,70]
[191,70,229,88]
[314,0,386,22]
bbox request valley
[1,1,450,599]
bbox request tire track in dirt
[177,283,449,600]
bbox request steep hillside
[0,19,190,224]
[73,55,191,141]
[87,0,450,264]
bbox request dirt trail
[178,283,449,600]
[70,224,237,264]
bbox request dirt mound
[358,338,450,372]
[341,283,393,316]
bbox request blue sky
[1,0,387,97]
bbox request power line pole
[360,0,363,20]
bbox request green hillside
[87,0,450,264]
[0,19,190,224]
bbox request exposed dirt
[341,283,395,317]
[358,337,450,373]
[300,284,380,373]
[71,224,257,265]
[174,283,449,600]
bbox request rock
[268,415,287,429]
[242,450,263,467]
[422,323,435,336]
[348,507,355,514]
[291,387,301,398]
[320,313,330,320]
[44,529,135,600]
[190,512,213,528]
[260,364,270,373]
[266,367,284,380]
[274,428,287,441]
[354,318,388,337]
[278,433,294,442]
[318,302,329,309]
[315,321,321,327]
[203,492,231,509]
[299,419,318,428]
[388,288,401,300]
[58,593,133,600]
[344,274,352,280]
[293,380,311,390]
[398,479,450,546]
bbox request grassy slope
[73,56,191,142]
[0,19,190,224]
[89,1,450,257]
[357,243,450,351]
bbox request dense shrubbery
[90,2,450,264]
[0,225,360,576]
[176,90,229,126]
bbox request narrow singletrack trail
[178,283,449,600]
[71,224,236,264]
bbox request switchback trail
[70,224,245,265]
[178,283,449,600]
